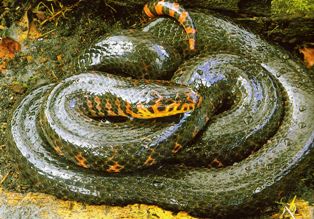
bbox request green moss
[271,0,314,18]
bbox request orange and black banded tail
[143,0,197,51]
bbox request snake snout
[186,90,202,108]
[161,89,202,115]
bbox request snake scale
[7,1,314,217]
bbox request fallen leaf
[1,37,21,54]
[28,20,42,40]
[7,10,42,45]
[299,47,314,69]
[15,10,30,43]
[0,37,21,71]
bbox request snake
[7,0,314,217]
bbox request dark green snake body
[7,9,314,218]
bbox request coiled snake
[7,1,314,217]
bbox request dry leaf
[300,47,314,69]
[0,37,21,71]
[28,21,42,40]
[0,37,21,56]
[8,10,42,44]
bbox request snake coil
[7,1,314,218]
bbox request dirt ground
[0,0,313,218]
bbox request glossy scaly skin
[144,0,196,50]
[7,3,314,219]
[77,30,183,80]
[38,73,203,172]
[77,79,200,119]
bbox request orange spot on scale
[143,4,154,18]
[115,99,127,117]
[178,11,188,24]
[144,155,156,166]
[53,145,64,156]
[75,153,88,168]
[188,38,196,51]
[183,103,195,111]
[125,101,139,118]
[86,98,97,117]
[150,98,162,113]
[172,142,182,154]
[155,1,165,15]
[125,101,133,114]
[86,98,93,108]
[168,2,180,17]
[105,99,116,116]
[136,103,153,118]
[107,110,116,116]
[107,162,124,173]
[185,27,197,34]
[169,9,175,17]
[94,96,102,111]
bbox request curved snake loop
[7,1,314,218]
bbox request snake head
[133,86,202,119]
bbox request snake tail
[144,0,196,50]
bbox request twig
[284,206,296,219]
[0,172,10,185]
